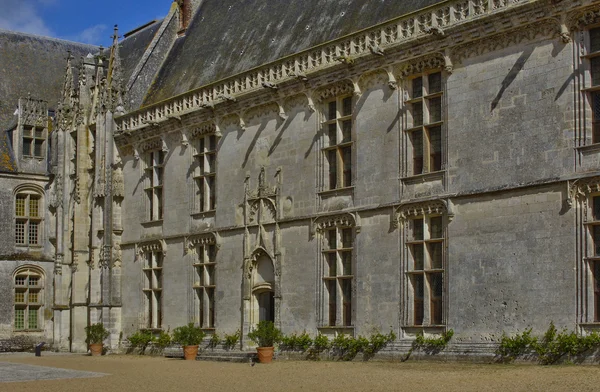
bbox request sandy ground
[1,353,599,392]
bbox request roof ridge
[0,28,100,49]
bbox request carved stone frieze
[135,239,167,262]
[315,81,355,102]
[396,53,446,78]
[568,176,600,210]
[394,200,451,229]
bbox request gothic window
[14,267,43,330]
[193,134,217,213]
[322,95,353,190]
[405,72,444,175]
[15,191,42,246]
[403,212,446,327]
[588,195,600,321]
[193,244,216,328]
[144,149,164,221]
[143,251,163,329]
[323,226,354,327]
[587,28,600,143]
[22,125,45,158]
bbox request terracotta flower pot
[89,343,103,356]
[183,345,199,360]
[256,346,274,363]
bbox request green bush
[155,331,172,349]
[247,321,282,347]
[223,330,240,350]
[208,332,221,349]
[280,331,313,351]
[128,330,155,353]
[173,323,205,346]
[85,323,110,344]
[496,322,600,365]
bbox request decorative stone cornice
[135,239,167,262]
[117,0,576,134]
[312,212,359,235]
[394,199,454,229]
[569,176,600,205]
[184,232,219,255]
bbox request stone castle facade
[1,0,600,357]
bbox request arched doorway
[251,253,275,324]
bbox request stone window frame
[397,201,449,330]
[583,26,600,145]
[143,147,165,222]
[186,233,219,329]
[403,70,445,177]
[314,213,359,331]
[21,124,46,159]
[587,193,600,322]
[321,94,355,191]
[190,125,219,215]
[14,185,44,247]
[136,240,166,330]
[13,266,44,331]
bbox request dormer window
[22,125,45,158]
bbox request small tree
[247,321,282,348]
[173,323,205,346]
[85,323,110,345]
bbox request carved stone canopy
[135,239,167,261]
[395,199,453,228]
[185,232,219,255]
[312,212,358,234]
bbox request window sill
[13,329,44,333]
[191,210,216,219]
[318,186,354,197]
[576,143,600,154]
[141,220,163,228]
[401,170,444,184]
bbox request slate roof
[143,0,444,106]
[120,20,162,86]
[0,29,99,132]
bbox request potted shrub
[247,321,282,364]
[85,323,110,356]
[173,323,205,360]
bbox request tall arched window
[14,267,44,330]
[15,187,43,246]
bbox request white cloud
[69,24,109,45]
[0,0,54,37]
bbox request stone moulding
[116,0,575,135]
[311,212,359,236]
[394,199,454,229]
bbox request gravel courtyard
[1,353,600,392]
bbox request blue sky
[0,0,168,46]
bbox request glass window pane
[15,291,25,303]
[428,72,442,94]
[592,57,600,87]
[15,276,26,286]
[412,130,423,175]
[15,309,25,330]
[34,140,44,157]
[34,127,44,138]
[412,219,424,241]
[341,120,352,143]
[29,197,39,218]
[342,146,352,187]
[412,77,423,99]
[29,222,38,245]
[341,251,352,275]
[429,216,443,238]
[593,93,600,143]
[412,244,424,270]
[412,102,423,127]
[429,242,443,269]
[429,126,442,172]
[342,96,352,116]
[430,272,443,325]
[328,123,337,146]
[207,153,216,173]
[594,225,600,256]
[328,150,337,189]
[15,196,25,216]
[591,28,600,53]
[207,176,216,210]
[429,97,442,123]
[327,253,337,277]
[342,279,352,326]
[328,230,337,250]
[328,280,337,326]
[28,291,38,303]
[208,135,217,151]
[414,275,424,325]
[342,228,353,248]
[15,221,25,244]
[22,139,32,156]
[328,101,337,121]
